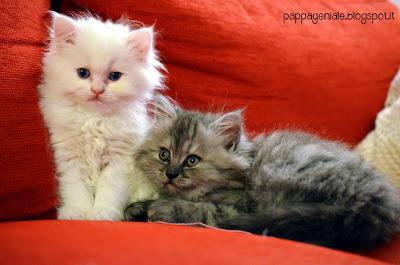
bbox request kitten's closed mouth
[88,96,103,102]
[164,182,178,188]
[164,182,180,194]
[164,181,197,195]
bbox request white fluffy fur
[38,13,163,220]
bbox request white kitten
[38,13,163,220]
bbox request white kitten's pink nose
[91,87,105,95]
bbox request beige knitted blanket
[356,69,400,186]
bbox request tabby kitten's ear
[151,95,179,121]
[211,110,243,150]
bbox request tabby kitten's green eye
[159,148,170,162]
[185,155,201,167]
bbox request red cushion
[0,0,56,221]
[0,221,391,265]
[364,236,400,264]
[62,0,400,145]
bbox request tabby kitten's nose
[166,168,179,180]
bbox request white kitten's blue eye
[77,68,90,79]
[109,71,122,81]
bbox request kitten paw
[58,206,89,220]
[124,201,153,221]
[147,200,179,223]
[89,207,123,221]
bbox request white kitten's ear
[51,12,77,44]
[127,27,153,63]
[211,110,244,150]
[151,95,179,121]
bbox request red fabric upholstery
[0,221,391,265]
[0,0,56,221]
[63,0,400,145]
[365,236,400,264]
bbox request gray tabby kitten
[125,98,400,250]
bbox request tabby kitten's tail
[220,202,400,250]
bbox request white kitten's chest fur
[47,103,144,185]
[41,98,156,220]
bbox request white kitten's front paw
[58,206,89,220]
[89,206,123,221]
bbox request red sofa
[1,0,400,264]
